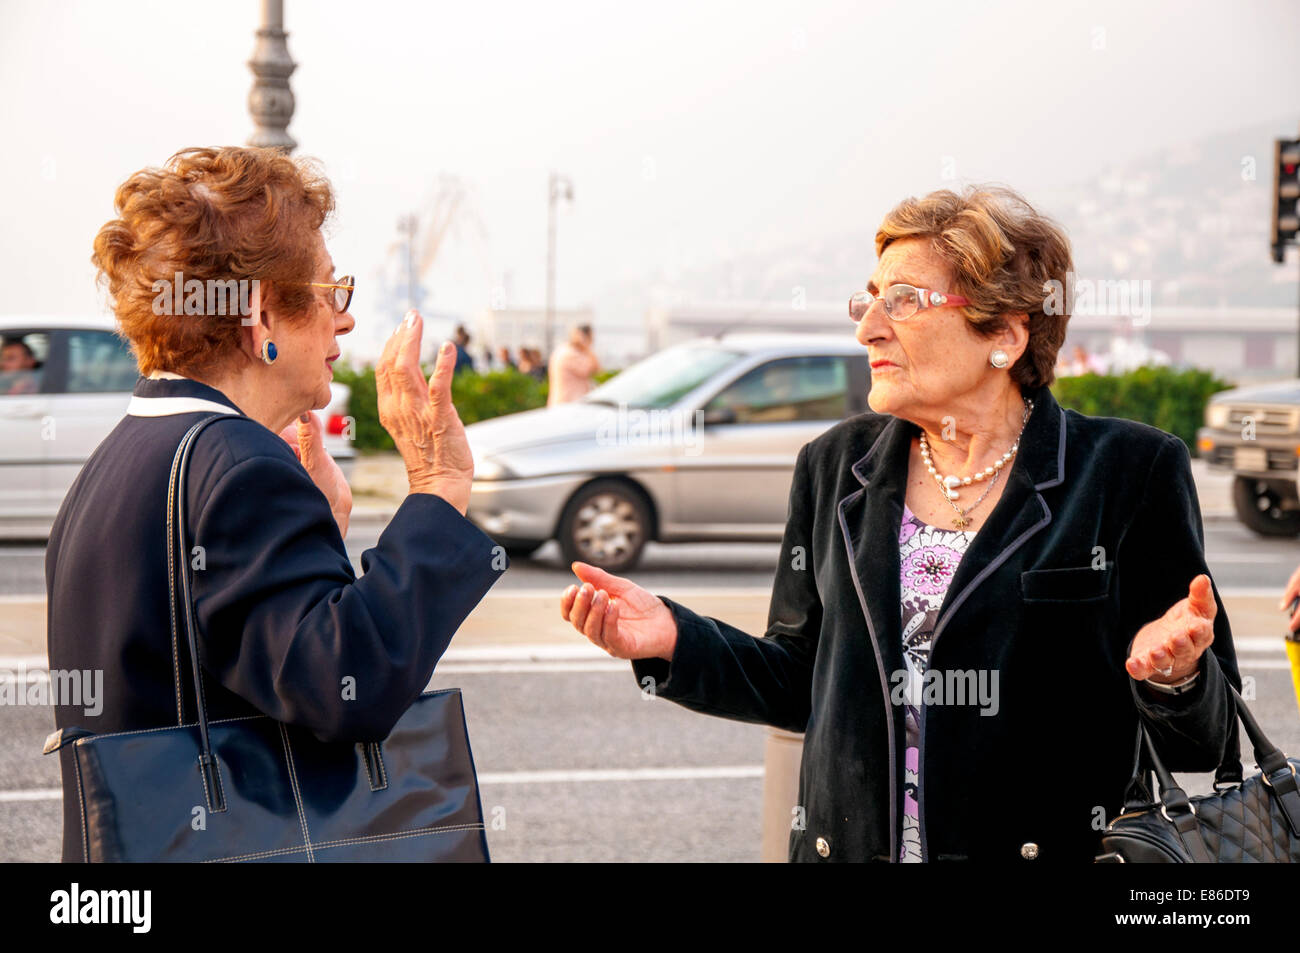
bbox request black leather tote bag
[43,415,491,862]
[1096,685,1300,863]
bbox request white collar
[128,371,241,417]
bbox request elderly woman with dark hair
[46,146,506,862]
[559,185,1241,863]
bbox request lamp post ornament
[247,0,297,153]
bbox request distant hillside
[616,119,1300,314]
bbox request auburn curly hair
[875,185,1073,391]
[92,146,335,377]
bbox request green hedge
[1050,366,1233,456]
[331,364,619,451]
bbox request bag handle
[166,414,238,811]
[1127,684,1300,840]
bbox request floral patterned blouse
[897,500,977,862]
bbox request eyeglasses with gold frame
[304,276,355,313]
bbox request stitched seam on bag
[72,714,265,744]
[374,744,387,789]
[279,723,314,861]
[73,749,89,862]
[202,823,487,863]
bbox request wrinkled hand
[278,411,352,539]
[1125,574,1216,683]
[560,561,678,661]
[375,310,474,514]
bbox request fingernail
[299,413,310,423]
[405,312,416,328]
[441,341,452,354]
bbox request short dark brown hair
[92,146,335,377]
[875,185,1073,390]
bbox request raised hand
[374,310,474,514]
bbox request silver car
[465,332,872,571]
[0,314,355,538]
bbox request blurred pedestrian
[1059,344,1102,376]
[519,347,547,381]
[497,346,517,371]
[453,324,475,375]
[547,324,600,406]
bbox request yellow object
[1288,638,1300,720]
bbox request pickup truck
[1197,380,1300,536]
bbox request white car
[0,314,354,538]
[465,333,872,571]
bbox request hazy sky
[2,0,1298,359]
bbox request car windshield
[583,343,744,409]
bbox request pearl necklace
[918,397,1034,529]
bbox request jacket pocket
[1020,563,1112,602]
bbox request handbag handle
[1127,684,1300,840]
[166,414,238,811]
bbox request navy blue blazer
[46,374,507,862]
[633,383,1242,863]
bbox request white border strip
[478,766,764,784]
[0,767,766,803]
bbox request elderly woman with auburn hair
[559,185,1243,863]
[46,147,506,862]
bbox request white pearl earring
[990,349,1010,369]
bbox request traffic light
[1272,137,1300,264]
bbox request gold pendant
[952,515,970,529]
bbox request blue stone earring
[260,340,277,365]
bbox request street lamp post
[247,0,297,153]
[545,172,574,357]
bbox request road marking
[477,766,764,784]
[435,661,626,674]
[1221,588,1300,598]
[1210,555,1296,563]
[3,636,1291,677]
[489,588,775,598]
[0,767,766,803]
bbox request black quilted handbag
[43,414,491,862]
[1096,686,1300,862]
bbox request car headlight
[1205,403,1230,429]
[473,456,516,481]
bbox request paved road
[3,514,1299,597]
[3,508,1299,862]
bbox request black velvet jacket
[633,383,1241,863]
[46,375,506,862]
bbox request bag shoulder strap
[166,412,239,812]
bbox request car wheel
[1232,477,1300,537]
[557,480,651,573]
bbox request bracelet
[1144,670,1201,695]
